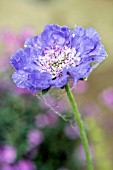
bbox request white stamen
[37,45,80,78]
[72,33,75,38]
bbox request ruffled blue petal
[28,70,52,90]
[72,26,85,36]
[71,26,107,65]
[68,62,96,84]
[10,48,40,72]
[12,70,29,88]
[83,43,107,63]
[41,24,70,47]
[51,68,69,88]
[24,35,45,56]
[10,48,27,71]
[85,28,100,41]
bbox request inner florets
[37,46,81,78]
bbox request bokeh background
[0,0,113,170]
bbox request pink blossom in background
[13,86,30,95]
[0,28,35,73]
[48,90,70,113]
[47,110,58,126]
[0,54,10,72]
[76,145,86,162]
[0,79,29,95]
[0,30,19,54]
[64,125,79,140]
[35,114,50,128]
[57,99,69,113]
[99,87,113,110]
[1,165,15,170]
[18,28,35,44]
[75,144,93,163]
[81,102,100,116]
[0,28,35,54]
[38,93,69,113]
[35,111,58,128]
[27,129,44,147]
[0,145,16,164]
[15,159,36,170]
[0,28,36,95]
[38,95,57,110]
[74,80,88,94]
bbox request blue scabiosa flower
[10,24,107,92]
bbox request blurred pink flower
[0,30,19,54]
[0,145,16,164]
[35,114,49,128]
[18,28,35,44]
[99,87,113,110]
[38,93,69,116]
[15,159,36,170]
[35,111,58,128]
[38,95,57,110]
[64,125,79,140]
[74,80,88,94]
[27,129,44,147]
[47,110,58,125]
[0,28,35,73]
[13,86,30,95]
[0,54,10,72]
[75,144,93,163]
[1,165,15,170]
[81,102,100,116]
[35,114,50,128]
[0,28,35,54]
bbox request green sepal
[42,87,50,95]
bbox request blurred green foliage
[0,86,82,170]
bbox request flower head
[15,159,36,170]
[0,145,16,164]
[10,24,107,92]
[27,129,44,147]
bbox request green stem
[65,83,94,170]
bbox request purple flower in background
[99,87,113,110]
[35,114,50,128]
[81,102,100,116]
[10,24,107,92]
[0,145,16,164]
[64,124,79,140]
[18,28,35,44]
[75,144,93,163]
[35,111,58,128]
[0,30,19,54]
[15,159,36,170]
[1,165,15,170]
[74,80,88,94]
[27,129,44,147]
[0,28,35,73]
[38,94,69,113]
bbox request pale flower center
[37,46,81,78]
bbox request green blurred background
[0,0,113,170]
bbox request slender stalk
[65,83,94,170]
